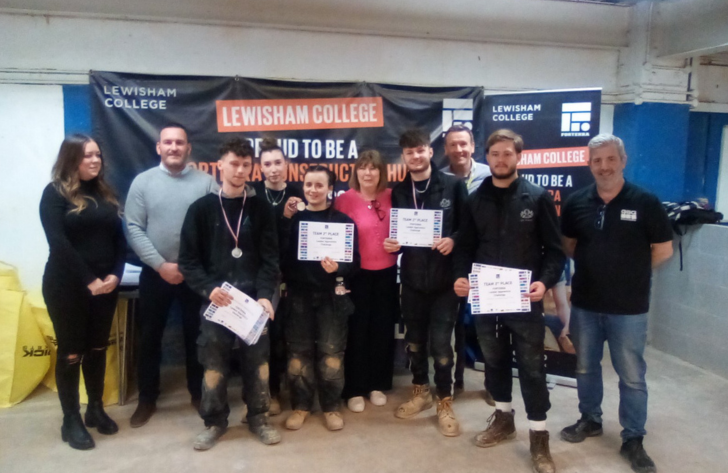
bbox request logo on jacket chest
[440,198,451,209]
[620,209,637,221]
[520,208,534,221]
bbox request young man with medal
[178,138,280,450]
[385,128,468,437]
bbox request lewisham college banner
[90,71,485,200]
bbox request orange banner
[216,97,384,132]
[519,146,589,169]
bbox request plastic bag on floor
[0,288,51,407]
[29,291,123,406]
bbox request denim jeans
[474,313,550,421]
[570,306,648,440]
[400,285,459,399]
[285,289,350,412]
[197,315,271,428]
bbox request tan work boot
[474,409,516,447]
[269,397,281,416]
[395,384,434,419]
[323,412,344,431]
[436,397,460,437]
[530,430,556,473]
[285,410,309,430]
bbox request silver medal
[296,201,306,211]
[232,247,243,258]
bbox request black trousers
[43,271,118,414]
[342,266,399,399]
[474,313,551,421]
[285,289,349,412]
[197,316,271,428]
[400,285,459,399]
[137,265,203,403]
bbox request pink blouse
[335,188,397,271]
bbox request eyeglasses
[368,200,386,221]
[594,204,607,230]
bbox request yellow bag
[0,262,22,291]
[0,289,51,407]
[29,290,123,406]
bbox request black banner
[90,71,484,200]
[484,89,601,216]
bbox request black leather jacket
[392,167,468,293]
[454,177,565,293]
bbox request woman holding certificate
[280,165,359,431]
[40,134,126,450]
[334,150,399,413]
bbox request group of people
[40,121,673,473]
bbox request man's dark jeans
[400,285,459,399]
[137,266,203,403]
[285,289,349,413]
[474,313,551,421]
[197,316,271,428]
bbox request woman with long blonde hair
[40,134,126,450]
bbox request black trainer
[560,416,603,443]
[620,436,657,473]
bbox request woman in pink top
[335,150,399,413]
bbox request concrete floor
[1,346,727,473]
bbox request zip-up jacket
[454,177,565,307]
[392,166,468,293]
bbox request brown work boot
[324,411,345,431]
[436,397,460,437]
[474,409,516,447]
[130,400,156,428]
[530,430,556,473]
[285,410,309,430]
[395,384,434,419]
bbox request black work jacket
[454,177,565,302]
[392,167,468,293]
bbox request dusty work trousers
[285,289,350,412]
[196,315,271,428]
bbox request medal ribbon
[219,188,246,251]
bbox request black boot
[82,348,118,434]
[57,355,94,450]
[85,400,119,435]
[62,412,95,450]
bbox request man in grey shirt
[439,124,493,404]
[125,123,217,427]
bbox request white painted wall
[0,13,620,94]
[0,84,65,290]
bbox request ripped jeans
[400,285,459,399]
[197,314,271,428]
[285,289,350,413]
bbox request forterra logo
[442,99,474,134]
[561,102,592,137]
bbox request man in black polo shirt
[559,134,673,473]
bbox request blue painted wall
[62,84,91,135]
[613,102,691,202]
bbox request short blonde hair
[349,150,388,193]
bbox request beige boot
[475,409,517,447]
[269,397,281,416]
[285,410,309,430]
[324,412,344,431]
[436,397,460,437]
[530,430,556,473]
[395,384,434,419]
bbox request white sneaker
[347,396,365,413]
[369,391,387,406]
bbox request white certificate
[389,208,443,247]
[469,264,532,315]
[297,221,355,263]
[203,283,269,345]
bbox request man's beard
[491,166,517,180]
